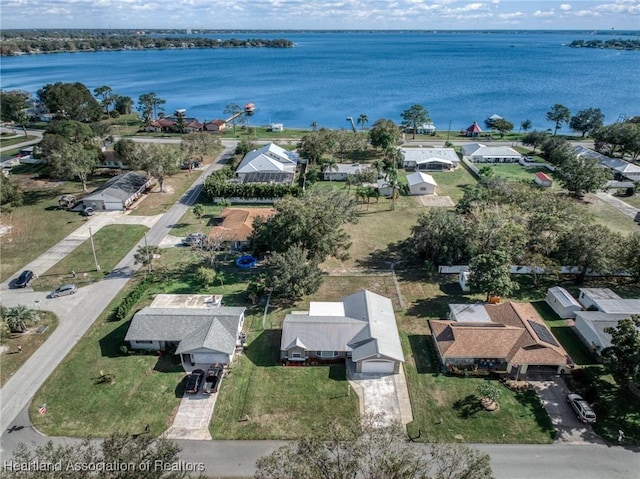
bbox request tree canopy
[555,153,612,197]
[400,104,430,139]
[254,415,493,479]
[469,249,518,301]
[6,432,204,479]
[137,92,166,125]
[37,82,102,122]
[369,118,402,151]
[0,89,30,124]
[546,103,571,135]
[602,315,640,387]
[569,108,604,137]
[251,189,358,263]
[259,245,323,302]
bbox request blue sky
[1,0,638,30]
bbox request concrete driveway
[532,376,605,444]
[347,364,413,427]
[165,391,218,441]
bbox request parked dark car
[567,393,596,424]
[182,233,206,247]
[15,270,34,288]
[203,364,223,394]
[185,369,205,394]
[82,206,95,216]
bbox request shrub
[114,279,151,321]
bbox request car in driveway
[185,369,205,394]
[182,233,207,247]
[202,364,223,394]
[50,284,77,298]
[15,270,34,288]
[567,393,596,423]
[82,206,95,216]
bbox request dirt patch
[416,195,455,207]
[0,223,13,238]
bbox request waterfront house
[401,147,459,171]
[236,143,298,184]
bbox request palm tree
[310,121,318,131]
[6,305,35,333]
[357,114,369,131]
[386,168,400,211]
[322,158,339,184]
[371,159,384,179]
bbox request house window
[136,340,153,344]
[291,352,302,358]
[319,351,338,358]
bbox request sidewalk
[2,211,163,289]
[595,192,640,223]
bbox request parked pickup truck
[203,363,223,394]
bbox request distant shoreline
[0,36,293,57]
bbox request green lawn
[1,312,58,387]
[429,167,477,201]
[584,194,640,235]
[0,134,38,148]
[31,278,185,437]
[211,313,359,439]
[32,225,148,292]
[0,164,109,282]
[482,163,549,182]
[612,193,640,210]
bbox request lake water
[1,31,639,132]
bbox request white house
[401,147,459,171]
[461,143,522,163]
[406,172,437,195]
[280,290,404,374]
[236,143,298,184]
[323,163,372,181]
[81,172,152,211]
[573,312,632,353]
[546,287,582,319]
[573,145,640,182]
[572,288,640,353]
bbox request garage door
[103,201,123,211]
[361,360,395,374]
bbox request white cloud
[0,0,638,29]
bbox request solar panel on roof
[528,320,559,347]
[242,172,293,183]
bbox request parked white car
[50,284,78,298]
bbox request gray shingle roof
[83,171,151,203]
[280,290,404,363]
[125,306,245,354]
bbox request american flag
[39,404,47,416]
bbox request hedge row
[202,179,301,200]
[114,279,152,321]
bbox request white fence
[438,264,631,277]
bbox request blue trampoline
[236,255,257,268]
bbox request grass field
[481,163,549,183]
[0,164,109,282]
[583,194,640,235]
[0,312,58,387]
[613,193,640,210]
[0,133,38,148]
[128,169,203,216]
[31,278,185,437]
[32,225,148,292]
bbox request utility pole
[89,227,100,271]
[144,233,152,274]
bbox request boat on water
[244,102,255,115]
